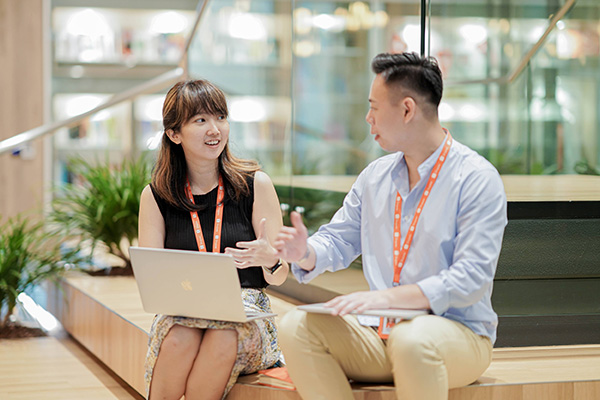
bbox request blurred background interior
[1,0,599,347]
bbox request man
[273,52,507,400]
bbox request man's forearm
[385,284,431,309]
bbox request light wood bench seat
[46,273,600,400]
[229,345,600,400]
[45,272,298,395]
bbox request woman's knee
[160,325,202,356]
[203,328,238,359]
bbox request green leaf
[0,214,79,324]
[47,155,151,268]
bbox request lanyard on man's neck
[392,132,453,285]
[378,131,453,339]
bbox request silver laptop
[129,246,276,322]
[297,303,428,320]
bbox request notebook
[297,303,428,320]
[128,246,276,322]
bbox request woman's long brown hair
[152,80,259,211]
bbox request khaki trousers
[278,309,492,400]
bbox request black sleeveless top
[149,174,268,288]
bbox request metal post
[420,0,426,56]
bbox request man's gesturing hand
[273,211,309,262]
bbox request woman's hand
[224,218,279,269]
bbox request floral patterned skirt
[144,288,280,399]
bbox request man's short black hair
[371,52,443,110]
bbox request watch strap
[264,259,282,274]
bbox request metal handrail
[181,0,209,68]
[0,0,210,156]
[0,68,184,155]
[446,0,576,86]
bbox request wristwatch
[263,259,283,274]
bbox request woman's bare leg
[184,329,238,400]
[149,325,203,400]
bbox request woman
[138,79,289,400]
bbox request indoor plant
[49,156,151,275]
[0,215,76,336]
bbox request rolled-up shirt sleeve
[291,238,338,283]
[417,168,507,315]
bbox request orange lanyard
[378,132,452,339]
[185,175,225,253]
[392,132,452,285]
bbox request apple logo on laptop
[181,279,193,291]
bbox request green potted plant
[49,156,151,275]
[0,215,76,337]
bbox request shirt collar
[417,129,451,178]
[390,152,407,194]
[390,129,452,194]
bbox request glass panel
[186,0,293,217]
[291,0,421,184]
[50,4,198,189]
[432,0,600,199]
[52,94,132,186]
[181,0,600,224]
[52,7,196,66]
[290,0,420,234]
[529,4,600,176]
[427,1,567,82]
[187,0,293,177]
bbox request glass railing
[4,0,597,202]
[183,0,295,216]
[181,0,600,212]
[48,1,206,186]
[0,2,203,189]
[432,0,592,176]
[293,1,594,182]
[186,0,292,177]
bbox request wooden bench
[230,345,600,399]
[45,272,298,395]
[46,273,600,400]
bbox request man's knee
[279,308,336,350]
[386,316,441,364]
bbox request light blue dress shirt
[292,137,508,343]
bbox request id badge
[377,316,401,339]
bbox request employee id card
[377,316,402,339]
